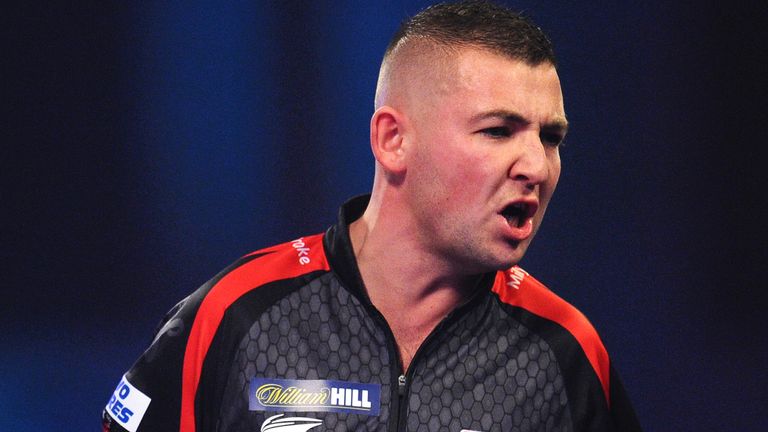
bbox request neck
[350,196,479,308]
[349,192,481,370]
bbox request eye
[480,126,511,138]
[541,132,565,147]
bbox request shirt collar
[323,194,371,298]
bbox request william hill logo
[249,378,381,416]
[255,384,328,407]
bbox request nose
[508,131,549,189]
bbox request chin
[497,246,528,269]
[477,252,522,273]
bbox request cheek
[547,152,562,191]
[550,165,561,193]
[418,145,479,188]
[442,157,491,199]
[536,154,561,211]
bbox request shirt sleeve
[609,365,643,431]
[102,294,199,432]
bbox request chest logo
[261,414,322,432]
[250,378,381,416]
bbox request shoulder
[149,232,331,367]
[169,233,330,325]
[180,234,331,430]
[103,234,332,432]
[187,233,331,349]
[491,266,611,403]
[212,233,330,302]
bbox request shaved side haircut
[375,1,557,108]
[385,1,556,67]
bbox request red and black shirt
[103,195,641,432]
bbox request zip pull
[397,374,407,396]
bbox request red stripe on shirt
[179,234,329,432]
[491,267,611,405]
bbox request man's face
[401,48,567,274]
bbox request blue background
[5,1,767,430]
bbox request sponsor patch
[249,377,380,416]
[507,266,527,289]
[291,238,311,265]
[105,375,151,432]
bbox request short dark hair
[384,1,556,67]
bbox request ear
[369,106,407,175]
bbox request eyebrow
[470,109,569,134]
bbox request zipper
[396,374,408,431]
[393,276,494,431]
[393,304,474,431]
[352,294,405,432]
[347,272,494,432]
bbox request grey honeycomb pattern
[406,302,571,432]
[216,273,393,431]
[213,270,572,431]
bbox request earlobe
[370,106,407,175]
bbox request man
[103,2,641,431]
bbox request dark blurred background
[4,1,767,430]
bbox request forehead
[428,48,566,124]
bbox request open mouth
[500,202,534,228]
